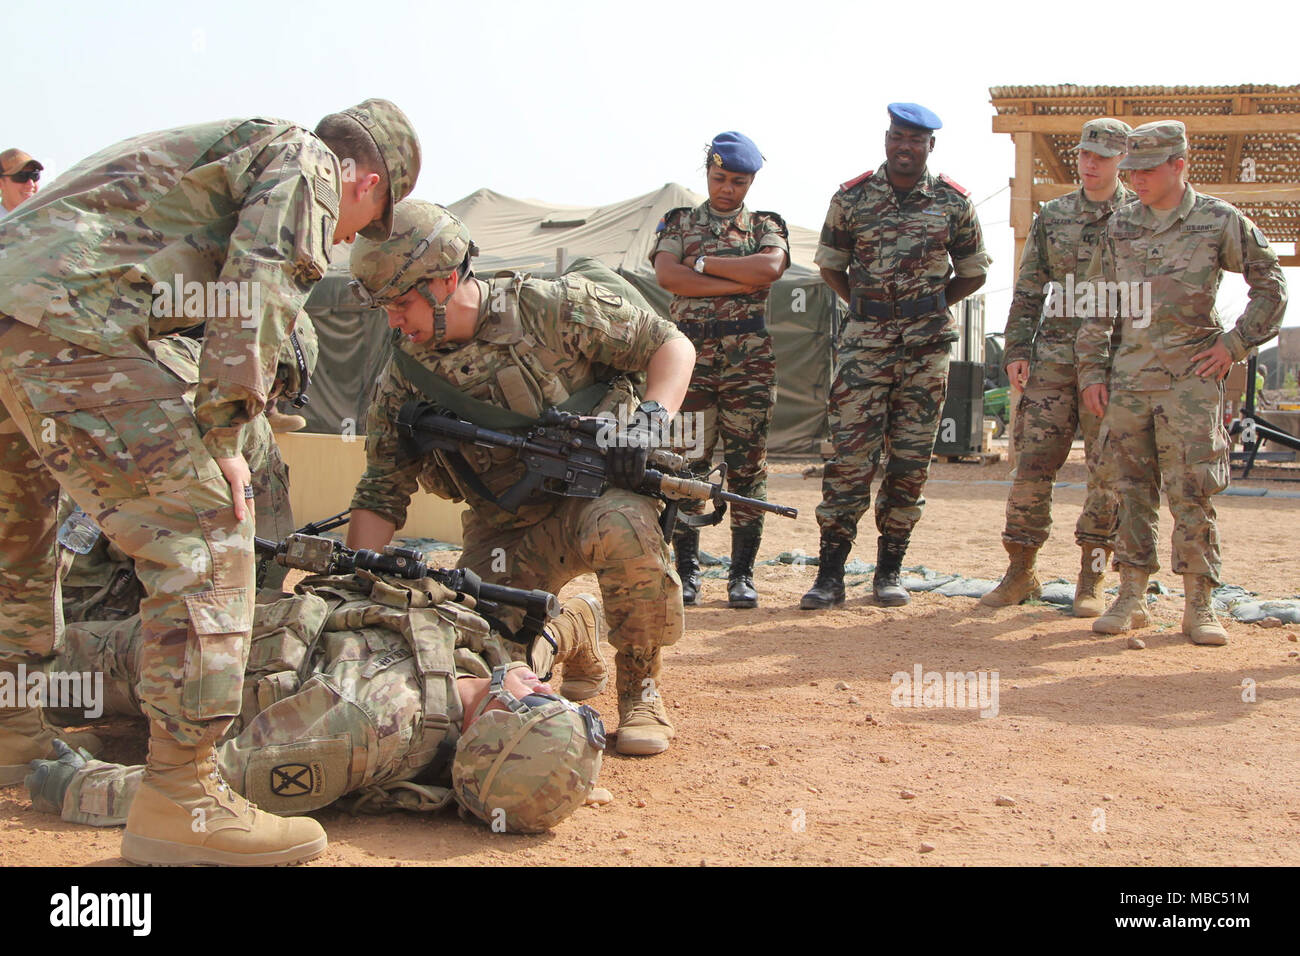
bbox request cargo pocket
[182,587,251,721]
[14,358,212,500]
[243,734,352,814]
[1182,432,1229,498]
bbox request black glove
[26,738,90,815]
[608,427,651,489]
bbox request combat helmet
[349,199,477,344]
[453,663,605,833]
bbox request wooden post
[1006,133,1036,469]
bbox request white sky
[5,0,1297,330]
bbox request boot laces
[207,760,258,812]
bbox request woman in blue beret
[649,132,790,609]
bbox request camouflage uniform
[351,271,686,730]
[0,117,346,749]
[1078,184,1287,582]
[813,164,990,542]
[43,574,584,826]
[1001,182,1134,550]
[58,323,314,624]
[650,202,789,529]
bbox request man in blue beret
[803,103,990,611]
[652,131,789,609]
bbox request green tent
[303,183,841,455]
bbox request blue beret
[887,103,942,132]
[708,131,763,174]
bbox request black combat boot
[674,527,702,606]
[727,525,762,609]
[799,536,852,610]
[873,536,910,607]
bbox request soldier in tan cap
[0,148,43,216]
[983,118,1132,616]
[1077,120,1288,645]
[0,99,421,865]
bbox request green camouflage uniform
[1001,183,1133,549]
[0,117,340,748]
[650,202,789,529]
[813,165,990,541]
[1078,186,1288,581]
[45,573,576,825]
[351,272,687,694]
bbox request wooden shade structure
[990,84,1300,270]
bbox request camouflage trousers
[0,318,253,748]
[58,411,295,624]
[816,340,950,542]
[676,331,776,530]
[459,489,683,685]
[1003,361,1118,549]
[1098,379,1229,581]
[45,580,543,826]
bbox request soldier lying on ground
[28,571,608,839]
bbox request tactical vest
[399,266,641,524]
[233,572,517,815]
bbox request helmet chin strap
[414,276,456,345]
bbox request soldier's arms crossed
[653,251,763,296]
[678,244,789,287]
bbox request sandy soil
[4,445,1299,867]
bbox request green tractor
[982,333,1010,439]
[983,385,1011,439]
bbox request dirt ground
[4,444,1300,867]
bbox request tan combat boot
[1182,574,1229,646]
[614,648,674,756]
[1073,545,1112,618]
[121,731,327,866]
[548,594,608,702]
[979,542,1042,607]
[0,661,103,787]
[1093,565,1152,635]
[265,409,308,433]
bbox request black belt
[675,315,767,341]
[850,290,947,320]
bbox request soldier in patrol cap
[28,579,607,836]
[1078,120,1288,644]
[804,103,990,611]
[0,148,42,216]
[347,200,695,758]
[651,131,790,609]
[982,118,1132,615]
[0,98,421,866]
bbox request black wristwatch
[636,400,670,428]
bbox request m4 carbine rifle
[253,531,560,660]
[394,402,797,537]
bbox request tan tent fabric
[302,184,838,455]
